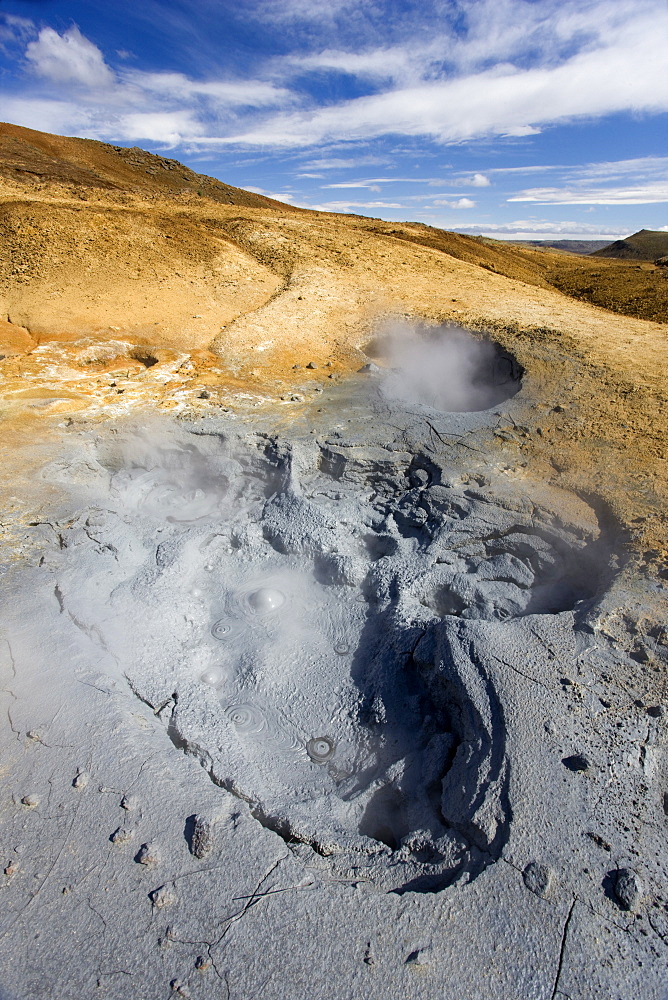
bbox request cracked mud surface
[1,369,667,999]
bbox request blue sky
[1,0,667,239]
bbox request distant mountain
[591,229,668,261]
[501,239,614,255]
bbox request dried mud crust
[45,424,621,894]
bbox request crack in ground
[551,898,576,1000]
[208,855,289,981]
[490,651,553,693]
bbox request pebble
[614,868,643,911]
[21,794,39,808]
[190,815,214,859]
[110,826,134,845]
[120,794,138,811]
[523,861,555,898]
[136,842,160,866]
[150,884,177,909]
[306,361,317,369]
[26,730,42,741]
[72,770,89,789]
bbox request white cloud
[129,71,292,107]
[322,177,440,189]
[0,96,96,137]
[283,43,440,87]
[117,111,205,144]
[309,200,404,211]
[456,173,491,187]
[433,198,476,209]
[299,156,389,170]
[574,155,668,181]
[510,182,668,205]
[25,26,114,89]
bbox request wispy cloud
[299,155,389,170]
[0,13,33,51]
[309,199,404,211]
[510,183,668,205]
[508,156,668,204]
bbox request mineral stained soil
[1,356,667,1000]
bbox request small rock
[647,705,666,718]
[120,794,137,811]
[195,955,210,972]
[358,362,379,374]
[614,868,643,911]
[4,862,18,876]
[306,361,317,369]
[523,861,555,898]
[562,753,592,773]
[26,730,41,741]
[190,815,214,859]
[21,795,39,808]
[72,770,89,789]
[136,842,160,866]
[150,884,177,909]
[110,826,134,845]
[198,391,210,399]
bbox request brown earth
[0,123,667,574]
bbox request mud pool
[0,350,666,999]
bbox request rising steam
[369,321,522,412]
